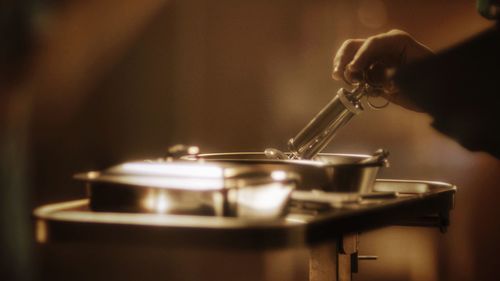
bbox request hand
[332,29,434,111]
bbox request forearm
[395,25,500,158]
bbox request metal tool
[286,63,392,160]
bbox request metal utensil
[288,63,391,160]
[287,85,364,159]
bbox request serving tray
[34,179,456,250]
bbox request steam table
[34,179,456,281]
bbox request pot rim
[189,152,385,168]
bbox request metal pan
[183,150,389,193]
[75,161,299,219]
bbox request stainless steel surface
[164,144,200,160]
[34,179,456,248]
[358,149,389,166]
[33,180,457,281]
[75,161,298,219]
[264,148,289,160]
[357,255,378,260]
[373,179,433,193]
[315,151,387,194]
[189,151,388,193]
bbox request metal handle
[366,94,390,110]
[358,255,378,260]
[359,149,390,167]
[344,62,393,110]
[164,144,200,161]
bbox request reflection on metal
[33,199,298,228]
[264,148,289,160]
[120,162,224,179]
[212,191,225,217]
[76,161,299,218]
[164,144,200,161]
[76,162,228,190]
[271,170,287,181]
[142,190,172,213]
[236,182,294,218]
[194,152,387,194]
[86,171,100,179]
[35,220,48,243]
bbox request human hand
[332,29,434,111]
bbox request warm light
[271,170,287,181]
[36,220,48,243]
[156,193,170,213]
[187,146,200,155]
[142,191,171,213]
[237,183,293,218]
[120,162,224,178]
[87,171,100,179]
[111,176,225,190]
[156,192,170,213]
[357,0,387,29]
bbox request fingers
[331,30,433,112]
[332,39,364,81]
[333,30,410,84]
[349,30,411,71]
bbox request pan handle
[73,171,100,181]
[165,144,200,161]
[360,149,390,167]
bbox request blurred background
[1,0,499,280]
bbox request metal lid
[74,160,299,191]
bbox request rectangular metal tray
[33,179,456,249]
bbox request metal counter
[34,179,456,281]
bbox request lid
[74,160,299,191]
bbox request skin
[331,29,434,111]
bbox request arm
[332,27,500,158]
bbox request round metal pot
[184,151,389,193]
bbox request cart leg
[337,253,352,281]
[309,234,358,281]
[309,241,338,281]
[338,234,358,281]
